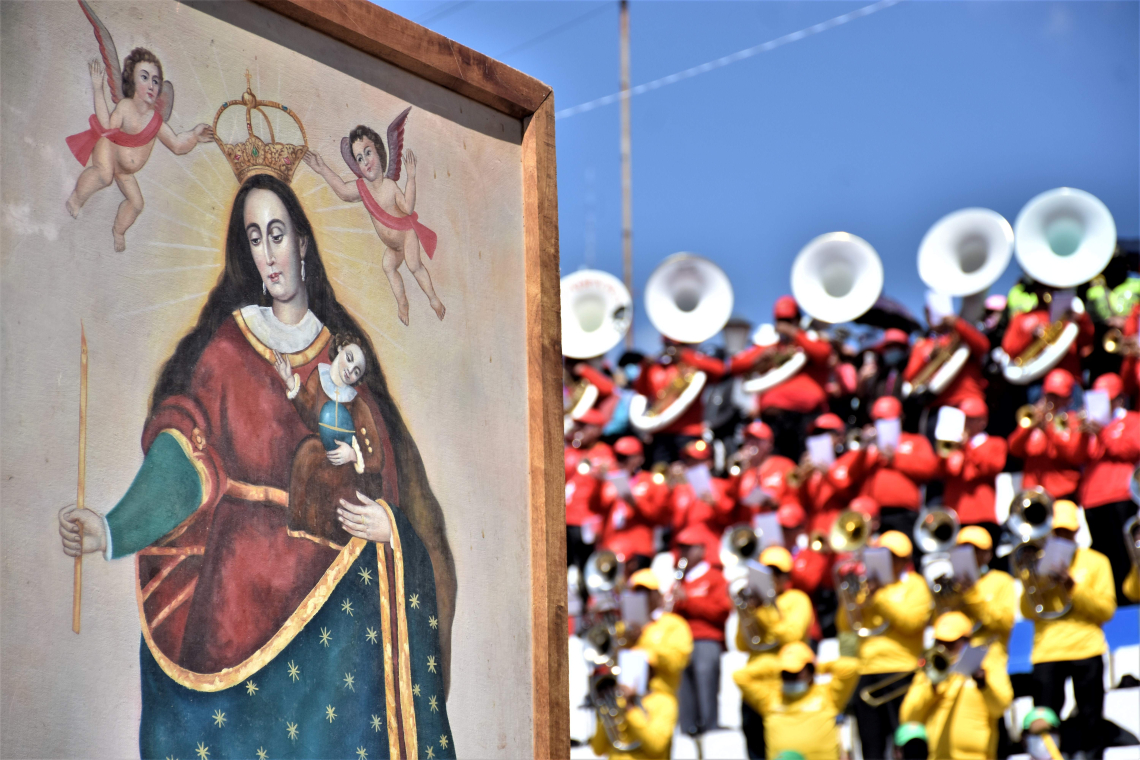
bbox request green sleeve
[105,431,203,558]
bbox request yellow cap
[760,546,794,573]
[778,642,816,673]
[1053,500,1080,532]
[878,530,913,558]
[933,611,973,642]
[957,526,993,551]
[628,568,660,591]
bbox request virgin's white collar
[318,363,358,403]
[240,305,323,354]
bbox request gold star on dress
[356,747,368,760]
[412,683,422,697]
[440,735,449,749]
[287,661,301,682]
[285,722,299,741]
[319,627,333,647]
[255,748,268,760]
[408,593,420,609]
[428,695,439,713]
[245,680,258,696]
[370,714,383,732]
[358,567,373,585]
[365,627,378,644]
[344,671,356,692]
[212,710,227,728]
[195,742,210,760]
[428,615,438,629]
[425,746,435,759]
[426,655,437,674]
[325,704,337,723]
[342,598,354,616]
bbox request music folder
[1038,537,1077,577]
[617,649,649,696]
[745,560,777,603]
[805,434,835,467]
[950,544,979,585]
[862,546,895,586]
[619,590,650,627]
[606,470,633,499]
[685,464,714,499]
[950,643,989,676]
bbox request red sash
[356,178,437,259]
[66,110,163,166]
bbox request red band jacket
[564,442,615,527]
[1078,410,1140,508]
[633,349,726,437]
[942,433,1008,524]
[1008,421,1086,499]
[1001,309,1094,381]
[859,434,940,511]
[903,318,990,407]
[671,561,733,643]
[731,330,833,414]
[595,470,672,560]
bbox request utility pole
[619,0,633,348]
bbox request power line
[495,4,610,59]
[555,0,903,120]
[415,1,471,25]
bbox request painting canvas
[1,1,554,757]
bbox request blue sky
[379,1,1139,351]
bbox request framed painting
[0,0,567,757]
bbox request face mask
[623,365,640,382]
[1025,734,1058,760]
[882,348,906,366]
[782,680,810,698]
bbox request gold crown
[213,72,308,184]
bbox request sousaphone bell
[561,270,632,433]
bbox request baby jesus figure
[273,334,388,547]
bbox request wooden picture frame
[243,2,568,756]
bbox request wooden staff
[73,324,87,634]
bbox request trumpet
[1007,488,1073,619]
[859,643,957,707]
[830,511,888,638]
[588,669,641,752]
[1104,327,1140,357]
[664,556,689,613]
[1015,401,1057,430]
[936,438,963,458]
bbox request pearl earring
[302,260,306,282]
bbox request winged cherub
[304,109,445,325]
[65,0,213,251]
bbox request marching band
[564,187,1140,760]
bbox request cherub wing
[158,81,174,122]
[77,0,123,103]
[384,107,412,182]
[340,136,364,179]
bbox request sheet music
[1084,389,1111,426]
[863,547,895,586]
[685,464,714,499]
[619,590,650,627]
[1038,537,1077,577]
[746,560,777,603]
[606,470,633,500]
[617,649,649,696]
[875,418,901,451]
[1050,289,1076,322]
[950,544,979,585]
[934,406,966,443]
[950,644,989,676]
[752,512,785,548]
[806,434,835,467]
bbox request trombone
[859,643,957,707]
[588,669,642,753]
[830,511,888,638]
[1007,488,1073,620]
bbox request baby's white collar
[318,363,357,403]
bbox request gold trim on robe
[233,309,332,366]
[375,498,417,759]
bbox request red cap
[877,328,910,348]
[811,413,845,432]
[777,502,806,529]
[871,396,902,421]
[1043,368,1075,398]
[1093,372,1124,400]
[774,295,800,321]
[958,396,988,418]
[745,420,774,441]
[682,439,713,461]
[614,436,643,457]
[850,496,880,519]
[674,524,714,547]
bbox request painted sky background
[378,0,1139,352]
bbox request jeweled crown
[213,72,308,184]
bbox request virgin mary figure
[59,171,458,760]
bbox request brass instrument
[830,511,889,638]
[1007,488,1073,620]
[1012,320,1068,367]
[936,438,962,458]
[859,643,956,707]
[723,526,781,652]
[785,462,815,490]
[909,333,962,398]
[1104,327,1140,357]
[589,669,642,752]
[844,426,873,453]
[664,556,689,613]
[1015,401,1057,430]
[1123,511,1140,573]
[915,508,963,612]
[561,270,632,433]
[645,349,698,418]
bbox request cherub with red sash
[304,109,445,325]
[65,1,213,251]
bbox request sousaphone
[906,208,1014,398]
[791,232,884,324]
[741,323,809,394]
[1000,188,1116,384]
[561,270,632,433]
[629,254,733,434]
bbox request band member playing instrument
[903,309,991,408]
[669,527,733,748]
[566,424,616,585]
[670,440,736,561]
[1121,303,1140,398]
[731,297,833,459]
[568,359,622,430]
[856,328,912,404]
[899,611,1013,760]
[595,437,672,572]
[590,569,694,760]
[955,527,1015,665]
[733,642,860,760]
[1001,284,1094,381]
[1021,500,1116,760]
[1007,369,1087,501]
[1077,372,1140,605]
[941,398,1008,553]
[859,397,939,559]
[634,341,727,463]
[793,413,869,538]
[733,421,797,519]
[844,531,934,760]
[732,546,815,760]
